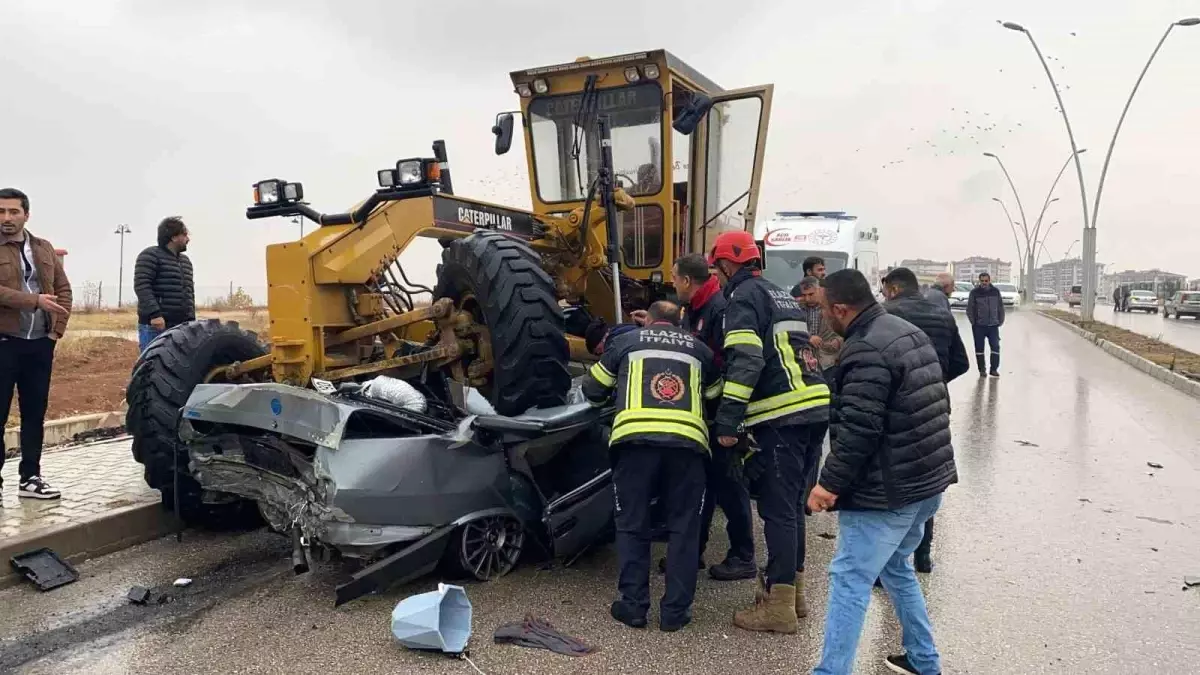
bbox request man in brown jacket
[0,188,72,501]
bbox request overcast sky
[4,0,1198,302]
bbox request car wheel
[445,515,526,581]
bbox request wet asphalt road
[2,311,1199,674]
[1061,301,1200,354]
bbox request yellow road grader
[125,50,774,602]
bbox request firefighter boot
[733,583,797,634]
[794,573,809,618]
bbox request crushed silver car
[177,375,615,606]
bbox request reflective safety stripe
[704,377,724,400]
[590,362,615,387]
[630,349,701,369]
[723,381,753,402]
[724,329,763,349]
[615,408,707,435]
[773,320,808,335]
[744,386,830,426]
[610,420,710,449]
[774,330,806,392]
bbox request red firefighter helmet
[708,230,761,265]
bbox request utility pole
[114,224,132,307]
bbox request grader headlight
[397,159,425,186]
[252,180,303,205]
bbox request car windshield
[1131,291,1155,298]
[762,250,848,289]
[954,282,972,293]
[1070,286,1081,293]
[528,82,664,203]
[994,283,1017,293]
[1182,293,1200,302]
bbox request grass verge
[1040,308,1200,380]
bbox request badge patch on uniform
[800,347,819,372]
[650,372,686,402]
[696,318,704,332]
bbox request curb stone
[1035,311,1200,402]
[3,410,126,460]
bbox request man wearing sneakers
[708,231,831,634]
[0,188,71,502]
[966,272,1004,377]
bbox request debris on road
[494,614,597,657]
[818,532,836,539]
[9,548,79,591]
[127,586,151,604]
[1078,498,1091,503]
[173,578,193,587]
[1015,440,1040,447]
[1184,576,1200,587]
[391,583,472,654]
[1147,462,1164,469]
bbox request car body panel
[994,283,1020,306]
[1127,292,1158,312]
[1165,291,1200,318]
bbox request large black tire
[125,319,267,526]
[434,230,571,415]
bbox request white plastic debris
[361,375,427,413]
[173,578,192,587]
[391,583,472,653]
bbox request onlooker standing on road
[134,217,195,351]
[881,267,969,574]
[965,271,1004,377]
[810,269,957,675]
[0,187,72,501]
[925,272,954,313]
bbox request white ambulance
[752,211,881,295]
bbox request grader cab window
[528,82,665,203]
[703,95,764,233]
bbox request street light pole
[114,224,132,308]
[1032,149,1087,248]
[984,152,1036,304]
[1002,21,1091,316]
[991,197,1026,285]
[1088,17,1198,315]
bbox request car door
[541,412,615,560]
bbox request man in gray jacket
[966,272,1004,377]
[924,272,954,313]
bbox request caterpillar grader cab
[125,49,773,604]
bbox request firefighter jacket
[714,267,830,437]
[582,322,723,454]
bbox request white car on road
[1125,290,1160,314]
[994,282,1020,307]
[950,282,972,310]
[1034,289,1058,304]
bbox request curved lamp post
[985,152,1034,300]
[1002,18,1199,320]
[991,197,1026,285]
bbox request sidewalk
[1,438,179,589]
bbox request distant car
[950,282,972,310]
[994,282,1020,307]
[1065,284,1082,307]
[1125,290,1159,314]
[1034,289,1058,304]
[1164,291,1200,319]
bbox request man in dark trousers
[582,301,722,632]
[810,269,957,675]
[708,231,831,634]
[881,267,969,574]
[0,187,72,501]
[133,217,195,351]
[966,271,1004,377]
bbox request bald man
[924,272,954,313]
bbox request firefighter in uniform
[708,230,831,634]
[583,300,723,633]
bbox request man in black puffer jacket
[133,217,194,351]
[808,269,956,675]
[881,267,969,577]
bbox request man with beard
[133,217,195,351]
[810,269,957,675]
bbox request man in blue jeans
[809,269,958,675]
[965,272,1004,377]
